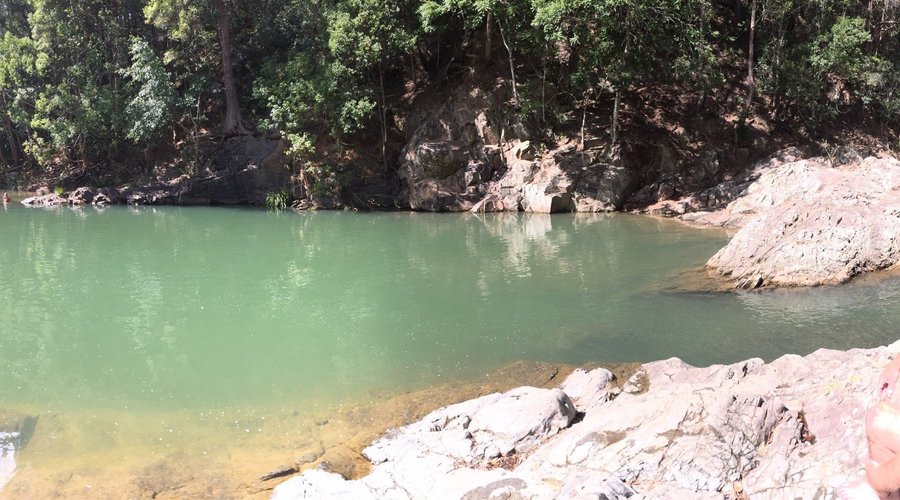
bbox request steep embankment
[271,342,898,499]
[16,77,773,213]
[396,84,640,213]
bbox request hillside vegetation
[1,0,899,201]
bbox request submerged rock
[0,432,16,492]
[272,343,897,499]
[0,415,38,492]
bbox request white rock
[559,368,614,410]
[272,342,900,500]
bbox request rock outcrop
[398,86,639,213]
[19,136,292,208]
[677,154,900,288]
[20,193,68,207]
[641,148,805,220]
[272,342,898,499]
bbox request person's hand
[866,356,900,498]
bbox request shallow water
[0,205,898,496]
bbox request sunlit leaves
[121,37,177,144]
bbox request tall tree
[145,0,248,135]
[25,0,145,168]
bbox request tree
[328,0,418,162]
[532,0,718,143]
[25,0,145,169]
[0,31,36,167]
[145,0,248,135]
[420,0,537,107]
[120,37,177,145]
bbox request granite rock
[273,342,898,499]
[703,155,900,287]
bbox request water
[1,204,898,496]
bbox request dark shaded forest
[1,0,899,202]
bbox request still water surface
[0,205,898,494]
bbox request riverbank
[0,361,580,499]
[5,341,894,499]
[272,341,899,499]
[14,146,900,290]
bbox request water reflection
[2,206,898,498]
[0,207,897,415]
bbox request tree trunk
[4,117,21,165]
[771,22,785,120]
[541,57,547,127]
[497,18,518,106]
[738,0,757,127]
[379,63,387,166]
[580,97,587,151]
[216,2,246,136]
[485,12,493,62]
[611,88,620,144]
[0,94,22,165]
[867,0,874,34]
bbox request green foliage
[253,0,418,162]
[121,37,177,144]
[810,17,870,77]
[1,0,900,178]
[53,185,63,195]
[265,189,289,210]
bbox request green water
[2,205,899,411]
[2,204,900,494]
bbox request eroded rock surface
[691,155,900,287]
[644,148,805,220]
[398,86,639,213]
[273,342,897,499]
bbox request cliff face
[391,81,770,215]
[273,342,899,499]
[396,85,639,213]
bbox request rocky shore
[16,131,900,290]
[272,341,898,499]
[641,150,900,289]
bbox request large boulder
[364,386,577,466]
[520,184,574,214]
[558,368,614,410]
[703,155,900,287]
[273,386,578,499]
[410,141,470,179]
[66,187,95,205]
[20,193,67,207]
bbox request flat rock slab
[272,342,898,499]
